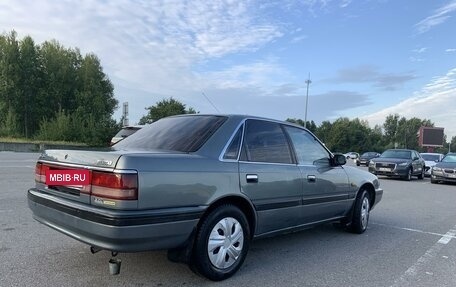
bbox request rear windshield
[421,154,441,161]
[113,116,227,152]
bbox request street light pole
[304,73,312,129]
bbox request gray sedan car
[28,115,383,281]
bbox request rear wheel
[190,205,250,281]
[349,190,370,234]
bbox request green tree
[18,36,41,137]
[314,120,333,147]
[0,31,118,145]
[75,53,117,122]
[39,40,81,116]
[450,136,456,153]
[0,31,21,128]
[139,98,197,124]
[383,114,399,148]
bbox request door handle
[307,175,316,182]
[246,174,258,183]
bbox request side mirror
[332,153,346,166]
[413,157,419,161]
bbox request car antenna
[202,92,220,113]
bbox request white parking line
[371,222,456,239]
[389,224,456,287]
[438,229,456,244]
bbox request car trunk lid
[35,149,138,208]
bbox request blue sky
[1,0,455,138]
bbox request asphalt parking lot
[1,152,455,287]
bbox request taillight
[35,162,49,183]
[91,171,138,200]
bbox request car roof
[169,114,308,129]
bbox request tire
[431,178,438,184]
[417,168,425,180]
[190,205,250,281]
[404,168,412,181]
[349,190,370,234]
[356,163,360,166]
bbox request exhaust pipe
[90,246,121,275]
[90,246,102,254]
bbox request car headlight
[369,161,375,167]
[432,167,442,172]
[398,162,409,166]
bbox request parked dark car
[28,115,383,281]
[356,152,380,166]
[368,149,425,181]
[431,153,456,184]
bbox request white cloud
[415,1,456,34]
[0,0,286,121]
[340,0,352,8]
[198,59,291,90]
[0,0,282,90]
[446,48,456,52]
[290,34,308,43]
[363,68,456,139]
[412,47,428,54]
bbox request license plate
[379,168,391,172]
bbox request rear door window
[241,120,293,164]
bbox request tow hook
[108,251,121,275]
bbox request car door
[239,119,303,235]
[282,126,352,224]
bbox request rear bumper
[28,189,203,252]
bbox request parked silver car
[420,152,444,176]
[28,115,383,281]
[110,125,145,145]
[431,153,456,184]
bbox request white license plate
[379,168,391,172]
